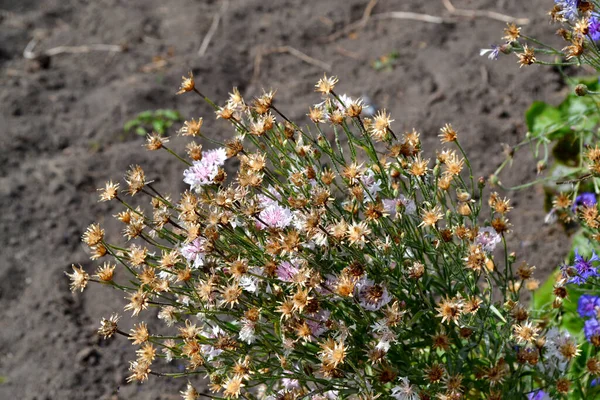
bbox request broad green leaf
[489,304,506,323]
[137,110,153,120]
[532,269,558,310]
[163,109,182,121]
[123,120,139,132]
[525,101,567,140]
[152,120,165,134]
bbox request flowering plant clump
[70,71,570,400]
[477,1,600,398]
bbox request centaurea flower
[475,226,502,253]
[561,249,599,284]
[578,294,600,318]
[573,192,596,212]
[480,45,500,60]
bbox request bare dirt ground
[0,0,573,398]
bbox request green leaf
[489,304,507,323]
[532,269,558,310]
[135,126,147,136]
[152,120,165,134]
[137,110,153,120]
[123,120,139,132]
[525,101,567,140]
[163,109,182,121]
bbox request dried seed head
[95,262,116,282]
[315,74,338,94]
[180,118,203,136]
[82,223,105,246]
[145,133,169,150]
[66,264,89,292]
[98,180,119,202]
[555,377,571,394]
[124,289,149,316]
[98,314,120,339]
[125,165,146,195]
[439,123,457,143]
[180,382,200,400]
[517,45,536,67]
[503,23,521,42]
[129,321,149,345]
[177,71,195,94]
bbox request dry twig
[23,38,123,60]
[324,0,529,43]
[325,0,379,42]
[370,12,446,24]
[198,0,230,57]
[252,45,331,82]
[442,0,530,25]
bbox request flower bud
[575,83,588,97]
[478,176,486,189]
[499,43,512,54]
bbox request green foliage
[371,51,400,71]
[124,109,182,136]
[525,77,600,168]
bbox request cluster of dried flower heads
[68,71,596,399]
[481,1,600,70]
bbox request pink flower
[475,226,501,253]
[357,278,392,311]
[202,148,228,166]
[181,237,208,268]
[257,204,293,229]
[183,147,228,190]
[306,310,330,337]
[383,196,416,218]
[276,261,299,283]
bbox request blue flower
[561,249,600,285]
[573,192,596,212]
[590,16,600,42]
[480,45,500,60]
[578,294,600,318]
[584,318,600,344]
[592,378,600,387]
[527,389,550,400]
[555,0,579,21]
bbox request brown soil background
[0,0,575,399]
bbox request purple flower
[584,318,600,344]
[590,16,600,42]
[527,389,550,400]
[555,0,579,21]
[573,192,596,212]
[183,147,228,190]
[257,204,293,230]
[276,261,300,283]
[561,249,599,285]
[578,294,600,318]
[480,45,500,60]
[592,378,600,387]
[356,278,391,311]
[181,237,208,268]
[475,226,502,253]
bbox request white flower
[390,377,420,400]
[201,325,225,361]
[257,204,293,229]
[356,278,392,311]
[240,275,259,293]
[239,319,257,344]
[475,226,501,253]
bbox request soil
[0,0,575,399]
